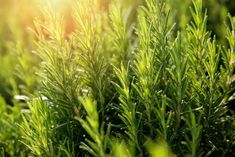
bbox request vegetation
[0,0,235,156]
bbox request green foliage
[0,1,40,156]
[21,99,54,156]
[0,97,26,156]
[76,97,110,157]
[146,140,175,157]
[0,0,235,156]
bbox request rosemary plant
[0,0,235,156]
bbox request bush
[1,0,235,156]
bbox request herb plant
[0,0,235,156]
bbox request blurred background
[0,0,74,105]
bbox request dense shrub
[0,0,235,156]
